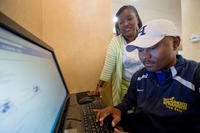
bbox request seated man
[94,19,200,133]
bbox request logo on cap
[138,25,147,36]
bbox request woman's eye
[119,21,124,25]
[127,17,133,21]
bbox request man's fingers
[93,109,100,112]
[114,127,124,133]
[99,120,104,127]
[93,106,119,127]
[93,109,108,122]
[93,109,104,126]
[112,116,120,127]
[93,108,111,124]
[93,109,101,121]
[99,111,110,121]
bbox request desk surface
[63,94,125,133]
[63,94,103,133]
[63,93,110,133]
[63,93,83,133]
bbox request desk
[63,93,83,133]
[63,94,103,133]
[62,93,119,133]
[62,94,132,133]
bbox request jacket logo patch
[163,97,187,112]
[137,89,144,92]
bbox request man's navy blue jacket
[116,55,200,133]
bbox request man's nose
[142,50,151,60]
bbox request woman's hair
[115,5,142,35]
[115,22,120,36]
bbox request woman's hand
[88,80,105,96]
[87,86,103,96]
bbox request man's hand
[114,127,126,133]
[93,106,121,127]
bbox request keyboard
[80,100,113,133]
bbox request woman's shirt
[122,38,143,82]
[99,35,143,105]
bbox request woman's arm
[89,37,118,96]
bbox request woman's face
[118,9,138,41]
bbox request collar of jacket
[145,55,185,83]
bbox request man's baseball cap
[126,19,179,52]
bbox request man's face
[137,37,180,72]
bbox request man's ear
[173,36,180,50]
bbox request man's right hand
[93,106,121,127]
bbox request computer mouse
[78,96,94,104]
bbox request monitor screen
[0,13,68,133]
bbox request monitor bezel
[0,11,70,132]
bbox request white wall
[112,0,182,35]
[181,0,200,61]
[0,0,113,93]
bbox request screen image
[0,27,67,133]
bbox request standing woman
[90,5,143,105]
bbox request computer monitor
[0,12,69,133]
